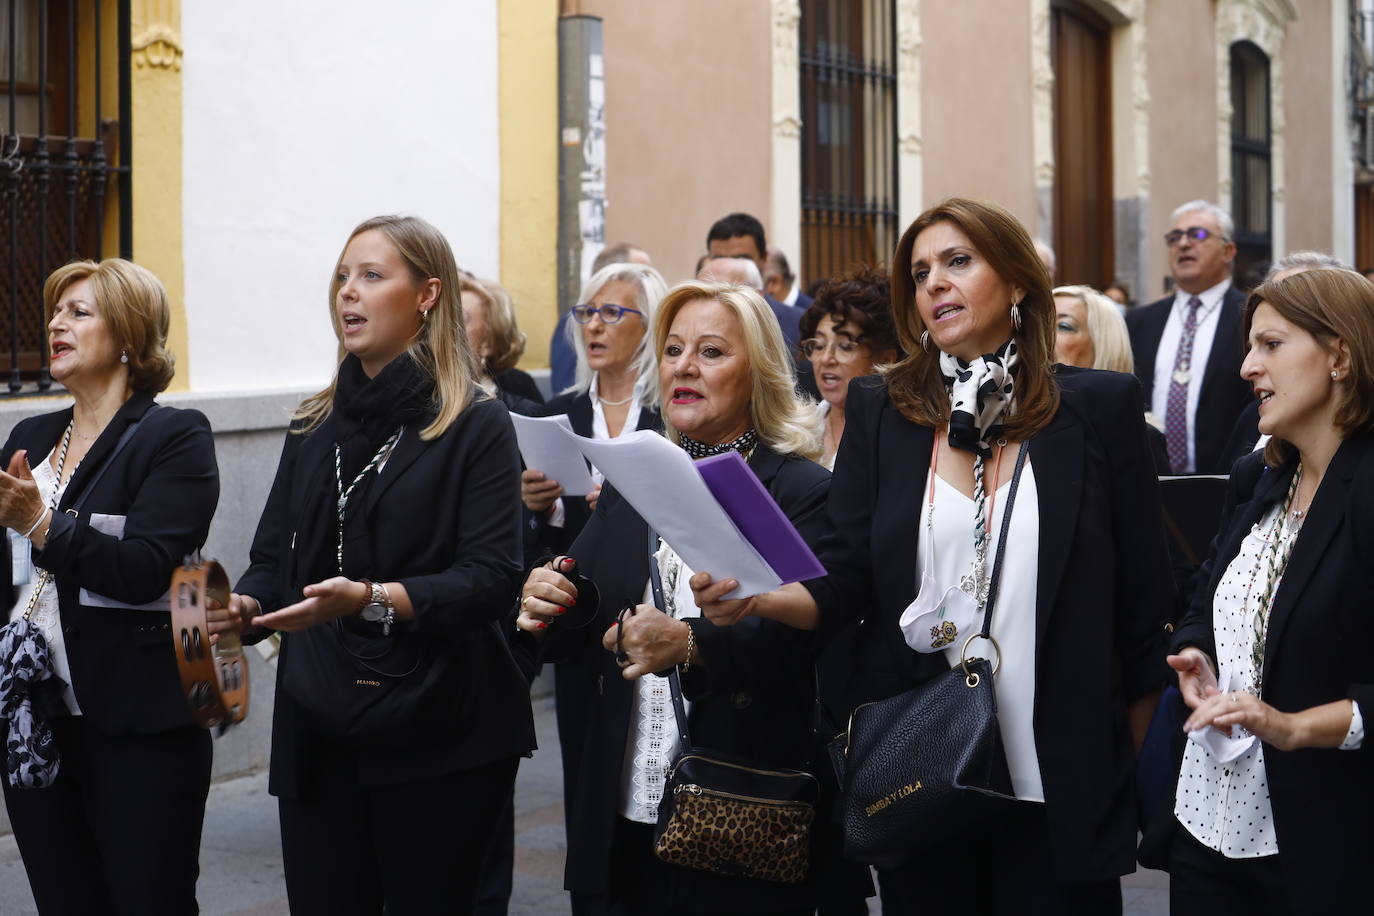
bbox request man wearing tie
[1126,200,1252,475]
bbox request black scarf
[294,354,436,586]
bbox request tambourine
[170,558,249,730]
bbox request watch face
[360,603,387,622]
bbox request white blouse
[1175,502,1364,859]
[918,463,1043,801]
[9,446,82,715]
[617,540,700,824]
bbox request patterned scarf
[939,339,1019,456]
[678,427,758,460]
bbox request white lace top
[9,446,82,715]
[617,539,700,824]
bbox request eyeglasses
[1164,226,1229,247]
[799,336,865,361]
[571,303,644,324]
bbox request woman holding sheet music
[513,282,842,914]
[693,199,1173,913]
[520,262,668,561]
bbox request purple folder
[694,451,827,584]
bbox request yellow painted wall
[499,0,559,367]
[129,0,186,389]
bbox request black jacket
[494,367,544,405]
[1,392,220,734]
[520,444,831,911]
[1171,437,1374,910]
[804,368,1173,883]
[236,394,534,798]
[1126,285,1252,474]
[522,389,661,563]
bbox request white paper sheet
[78,512,173,611]
[511,413,596,496]
[566,429,780,598]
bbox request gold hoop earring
[1010,303,1022,332]
[920,330,931,352]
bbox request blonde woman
[224,215,532,913]
[1054,284,1169,472]
[513,283,835,914]
[459,274,544,405]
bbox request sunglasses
[1164,226,1229,247]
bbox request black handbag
[835,441,1029,868]
[644,530,819,884]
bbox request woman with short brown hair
[1167,268,1374,912]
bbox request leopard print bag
[653,749,818,884]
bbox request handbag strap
[64,405,163,517]
[647,526,692,749]
[978,440,1030,640]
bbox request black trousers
[875,801,1122,915]
[1169,822,1289,916]
[278,754,519,916]
[2,716,211,915]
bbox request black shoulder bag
[644,529,819,885]
[836,440,1029,868]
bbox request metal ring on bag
[959,633,1002,688]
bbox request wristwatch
[357,580,396,635]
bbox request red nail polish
[569,597,577,606]
[537,621,547,630]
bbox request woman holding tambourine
[221,215,533,913]
[0,259,220,913]
[694,200,1173,913]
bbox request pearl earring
[120,349,128,364]
[1331,370,1339,380]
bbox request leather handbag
[645,530,819,884]
[835,441,1029,868]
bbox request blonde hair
[293,215,483,440]
[564,262,668,408]
[654,282,823,460]
[1052,285,1134,374]
[457,274,528,376]
[44,259,175,393]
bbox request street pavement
[0,690,1168,914]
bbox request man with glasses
[1126,200,1251,475]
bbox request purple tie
[1164,296,1202,474]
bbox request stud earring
[120,349,128,364]
[1332,370,1339,380]
[1010,303,1022,332]
[920,330,931,352]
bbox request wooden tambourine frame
[170,559,249,729]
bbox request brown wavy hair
[44,259,176,393]
[1243,268,1374,467]
[887,198,1059,439]
[799,264,902,361]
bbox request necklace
[598,393,634,407]
[1247,464,1303,695]
[333,428,403,573]
[22,422,76,619]
[929,434,1006,610]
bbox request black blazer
[1,392,220,734]
[1171,438,1374,909]
[521,389,661,563]
[805,368,1173,883]
[1126,285,1252,474]
[523,444,830,910]
[235,396,534,798]
[494,367,545,405]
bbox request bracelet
[680,621,696,674]
[356,579,374,614]
[21,506,50,540]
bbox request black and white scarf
[678,427,758,460]
[939,339,1019,456]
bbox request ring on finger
[1231,693,1240,704]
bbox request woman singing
[695,199,1172,913]
[514,282,847,914]
[0,259,219,913]
[1167,268,1374,912]
[225,215,533,913]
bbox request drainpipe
[557,4,605,315]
